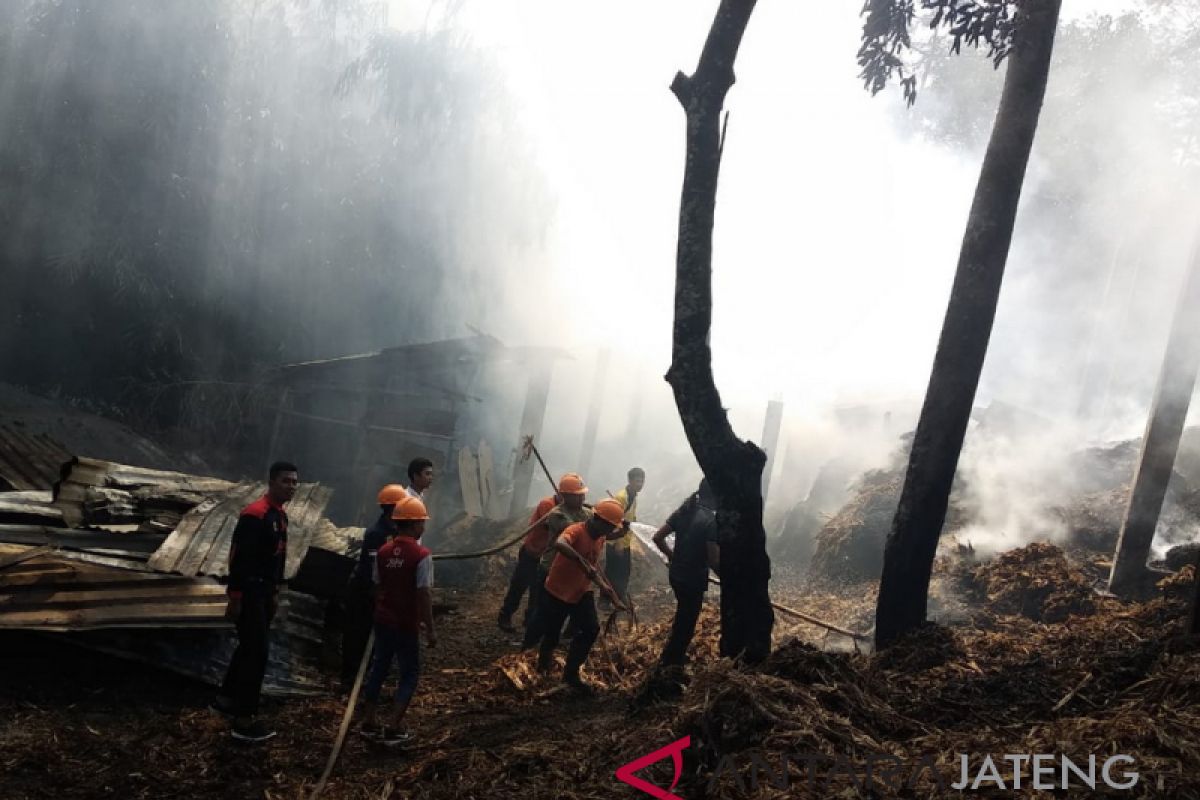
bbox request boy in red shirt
[360,496,437,744]
[536,497,626,694]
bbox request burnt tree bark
[667,0,773,663]
[874,0,1062,650]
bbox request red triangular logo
[615,735,691,800]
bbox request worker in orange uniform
[341,484,407,692]
[360,496,437,745]
[498,491,559,633]
[521,473,591,649]
[535,497,626,694]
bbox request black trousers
[341,577,375,687]
[604,545,632,603]
[659,580,706,667]
[221,594,272,717]
[521,567,551,649]
[537,591,599,678]
[500,547,540,621]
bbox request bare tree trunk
[1109,231,1200,596]
[1191,555,1200,635]
[668,0,773,663]
[874,0,1062,650]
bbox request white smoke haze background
[1,0,1198,559]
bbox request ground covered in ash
[2,547,1198,799]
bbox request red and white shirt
[373,535,433,633]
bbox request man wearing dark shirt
[215,461,298,742]
[652,478,720,668]
[341,483,406,692]
[498,492,559,633]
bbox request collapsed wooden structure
[265,334,566,525]
[0,433,356,694]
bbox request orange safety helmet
[391,496,430,521]
[557,472,587,495]
[377,484,408,506]
[592,498,625,527]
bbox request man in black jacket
[652,479,720,668]
[214,461,298,742]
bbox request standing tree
[667,0,774,663]
[860,0,1064,648]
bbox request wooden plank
[478,439,496,519]
[458,447,483,517]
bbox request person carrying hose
[521,473,591,649]
[535,497,627,694]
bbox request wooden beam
[760,399,784,504]
[273,407,452,442]
[509,362,554,517]
[578,347,611,480]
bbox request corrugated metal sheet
[0,423,72,492]
[0,546,328,695]
[0,491,66,526]
[52,457,236,528]
[0,523,164,563]
[61,589,330,695]
[147,481,333,579]
[0,547,229,630]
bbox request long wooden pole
[308,628,375,800]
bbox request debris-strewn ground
[2,546,1198,799]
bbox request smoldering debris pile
[958,542,1099,623]
[458,557,1200,799]
[1034,437,1200,554]
[805,467,970,585]
[805,468,902,584]
[3,534,1198,800]
[799,427,1200,586]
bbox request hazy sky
[384,0,1158,436]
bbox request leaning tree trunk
[667,0,773,663]
[874,0,1063,650]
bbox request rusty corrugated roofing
[0,423,72,492]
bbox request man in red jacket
[214,461,297,743]
[360,496,437,745]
